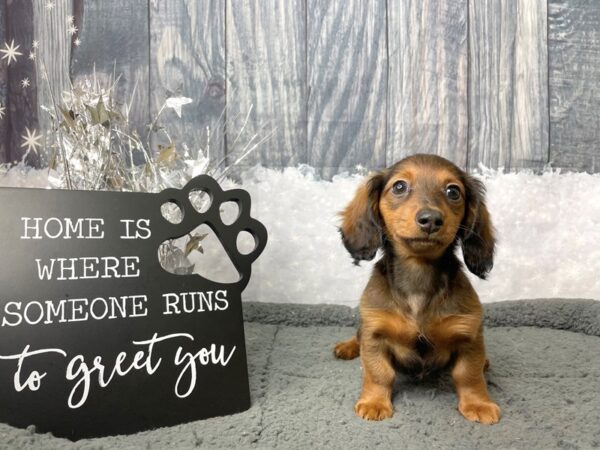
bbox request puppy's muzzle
[416,208,444,234]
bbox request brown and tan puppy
[335,154,500,424]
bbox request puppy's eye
[445,185,462,201]
[392,180,409,196]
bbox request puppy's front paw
[354,398,394,421]
[334,339,360,360]
[458,400,501,424]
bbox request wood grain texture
[5,0,38,165]
[71,0,149,138]
[468,0,549,171]
[149,0,226,165]
[32,0,73,167]
[387,0,468,168]
[6,0,600,176]
[306,0,387,178]
[0,0,8,163]
[548,0,600,172]
[226,0,307,168]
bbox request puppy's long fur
[335,154,500,424]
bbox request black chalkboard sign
[0,175,267,440]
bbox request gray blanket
[2,299,599,449]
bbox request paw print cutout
[156,175,267,291]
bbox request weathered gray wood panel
[32,0,73,166]
[149,0,226,165]
[0,1,8,163]
[226,0,307,168]
[468,0,549,171]
[387,0,468,168]
[306,0,387,178]
[548,0,600,172]
[70,0,149,138]
[5,0,600,175]
[5,0,38,165]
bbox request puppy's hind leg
[334,335,360,360]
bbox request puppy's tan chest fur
[362,303,479,372]
[404,293,428,319]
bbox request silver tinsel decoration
[10,72,272,274]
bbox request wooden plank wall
[4,0,39,166]
[388,1,469,168]
[0,0,598,176]
[32,0,73,168]
[149,0,226,163]
[0,0,8,163]
[468,0,549,171]
[226,0,307,168]
[71,0,150,141]
[307,0,387,179]
[549,0,600,172]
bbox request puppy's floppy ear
[339,172,386,265]
[460,175,495,279]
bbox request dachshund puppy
[335,154,499,424]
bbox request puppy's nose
[416,209,444,234]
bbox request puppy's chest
[405,293,428,318]
[390,308,457,378]
[393,297,461,352]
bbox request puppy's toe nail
[459,401,501,425]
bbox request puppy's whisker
[457,224,485,243]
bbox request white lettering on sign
[20,217,105,239]
[162,290,229,315]
[174,342,236,398]
[4,209,246,416]
[1,295,149,327]
[35,256,140,281]
[0,334,236,409]
[0,345,67,392]
[119,219,151,239]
